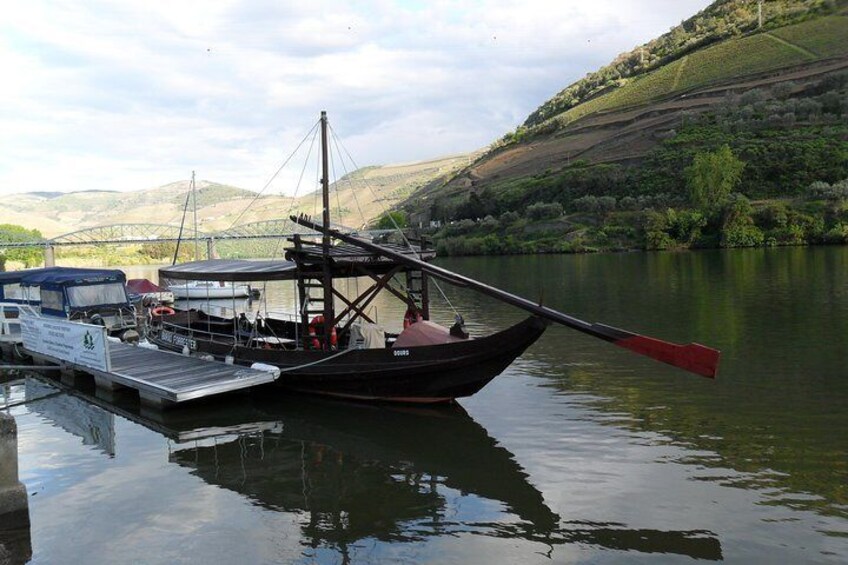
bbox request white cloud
[0,0,711,196]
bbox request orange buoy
[151,305,175,317]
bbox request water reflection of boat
[25,378,722,560]
[173,398,562,540]
[24,379,116,456]
[131,395,722,559]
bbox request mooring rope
[276,347,355,374]
[227,120,321,231]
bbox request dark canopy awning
[19,267,126,286]
[159,259,298,282]
[0,268,55,284]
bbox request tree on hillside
[375,211,408,230]
[686,145,746,213]
[0,224,44,268]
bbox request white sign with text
[20,315,111,372]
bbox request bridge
[0,220,390,266]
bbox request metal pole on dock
[43,245,56,267]
[0,412,31,562]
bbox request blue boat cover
[19,267,126,287]
[0,267,58,284]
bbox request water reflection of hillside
[556,366,848,522]
[444,249,848,522]
[28,379,720,560]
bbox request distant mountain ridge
[1,155,472,238]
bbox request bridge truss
[0,220,361,248]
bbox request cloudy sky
[0,0,711,196]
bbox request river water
[2,247,846,563]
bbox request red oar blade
[613,334,720,379]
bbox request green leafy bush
[525,202,563,220]
[720,195,765,246]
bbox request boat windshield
[41,289,64,311]
[0,284,38,302]
[66,283,128,307]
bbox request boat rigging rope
[270,124,321,259]
[328,129,368,229]
[328,124,460,317]
[328,145,346,227]
[226,120,321,231]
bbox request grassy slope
[525,0,846,127]
[545,15,847,132]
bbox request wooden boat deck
[29,342,278,408]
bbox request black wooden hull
[149,316,547,403]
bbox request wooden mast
[191,170,199,261]
[319,111,335,349]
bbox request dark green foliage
[499,211,520,227]
[720,194,765,246]
[525,202,563,220]
[686,145,746,211]
[375,211,408,229]
[755,202,790,229]
[643,208,708,250]
[455,191,498,220]
[0,224,44,267]
[644,210,677,250]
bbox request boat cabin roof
[1,267,126,287]
[0,267,60,284]
[160,242,434,282]
[19,267,126,287]
[286,239,434,264]
[160,259,298,282]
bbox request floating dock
[25,342,277,408]
[2,308,278,408]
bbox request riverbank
[429,191,848,256]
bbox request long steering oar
[292,215,720,379]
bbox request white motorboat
[167,280,252,299]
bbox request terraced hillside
[406,11,848,221]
